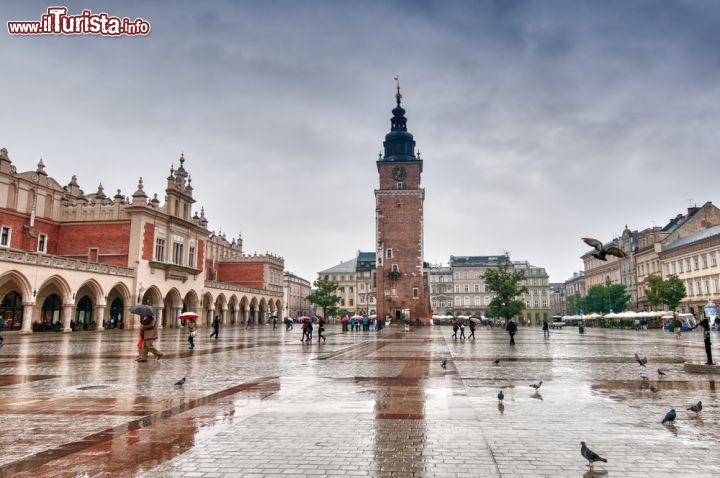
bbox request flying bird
[497,390,504,401]
[580,441,607,470]
[657,368,666,376]
[493,359,500,365]
[582,237,627,261]
[174,377,186,386]
[687,401,702,414]
[662,408,676,424]
[634,353,647,367]
[441,359,447,369]
[530,380,543,390]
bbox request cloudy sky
[3,0,720,284]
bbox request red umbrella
[178,312,199,320]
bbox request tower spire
[394,74,401,106]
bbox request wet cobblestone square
[0,324,718,477]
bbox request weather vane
[394,74,401,104]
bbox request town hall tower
[374,84,431,323]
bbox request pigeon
[441,359,447,369]
[580,441,607,470]
[493,359,500,365]
[661,408,676,424]
[650,385,658,393]
[582,237,627,261]
[687,401,702,414]
[530,380,543,391]
[640,373,649,381]
[497,390,504,401]
[657,368,666,376]
[634,353,647,367]
[174,377,186,386]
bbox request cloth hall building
[0,147,283,333]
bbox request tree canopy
[483,263,528,321]
[644,274,686,311]
[306,277,341,318]
[576,284,631,313]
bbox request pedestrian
[187,319,197,349]
[350,316,356,332]
[272,316,277,330]
[136,314,163,361]
[459,322,466,339]
[301,320,308,342]
[318,317,326,343]
[209,316,220,339]
[307,319,313,341]
[468,320,476,340]
[542,318,549,338]
[674,317,682,338]
[692,318,714,365]
[0,315,4,347]
[451,318,458,340]
[506,319,518,346]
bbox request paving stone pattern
[0,324,718,477]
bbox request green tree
[644,274,686,312]
[306,277,341,318]
[581,284,630,313]
[484,263,528,321]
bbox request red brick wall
[375,161,429,322]
[197,239,204,270]
[0,212,61,253]
[217,262,264,288]
[56,222,131,265]
[142,223,155,261]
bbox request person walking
[187,319,197,349]
[459,322,466,340]
[209,316,220,340]
[468,320,476,340]
[307,320,313,341]
[137,315,163,361]
[301,320,308,342]
[451,318,459,340]
[506,319,518,346]
[318,317,326,343]
[272,316,277,330]
[542,318,549,338]
[0,315,5,347]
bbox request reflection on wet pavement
[0,325,719,477]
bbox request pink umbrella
[297,316,311,321]
[178,312,199,320]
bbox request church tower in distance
[375,83,431,323]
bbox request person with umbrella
[137,313,163,361]
[186,317,197,349]
[468,319,476,340]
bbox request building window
[694,257,699,270]
[474,296,481,306]
[463,284,469,293]
[463,296,470,306]
[37,233,47,253]
[386,248,393,259]
[702,255,708,269]
[172,241,184,265]
[455,296,461,305]
[155,238,166,262]
[341,299,345,306]
[0,226,10,247]
[474,284,480,292]
[454,285,460,293]
[188,246,195,268]
[349,299,354,306]
[711,253,717,267]
[413,288,419,298]
[484,296,491,305]
[679,261,684,273]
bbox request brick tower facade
[375,85,431,323]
